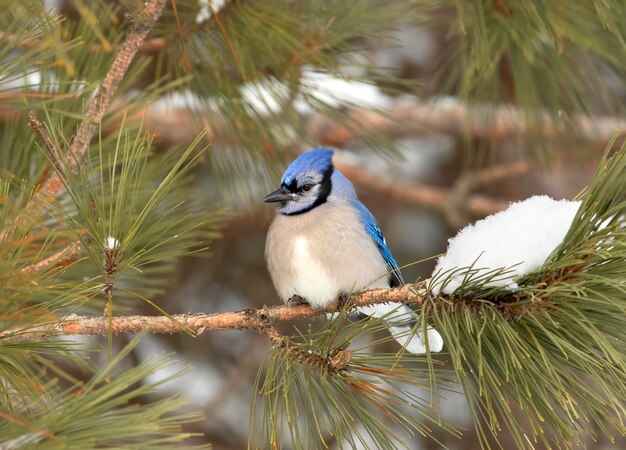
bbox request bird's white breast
[290,235,341,308]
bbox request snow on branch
[431,196,581,294]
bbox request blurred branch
[7,96,624,151]
[457,160,534,189]
[0,30,40,49]
[335,161,509,222]
[308,98,626,147]
[100,97,626,150]
[4,283,426,341]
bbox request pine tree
[0,1,624,449]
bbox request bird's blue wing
[352,200,404,287]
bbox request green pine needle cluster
[52,121,225,308]
[1,337,206,449]
[431,0,626,115]
[0,124,222,446]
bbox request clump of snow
[105,236,120,250]
[149,90,203,113]
[294,69,392,114]
[240,81,289,115]
[430,195,581,295]
[196,0,226,24]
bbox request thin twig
[19,242,83,275]
[261,323,353,374]
[460,160,534,190]
[3,283,425,341]
[442,160,534,226]
[28,111,73,170]
[170,0,192,72]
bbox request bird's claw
[287,295,308,306]
[337,293,352,311]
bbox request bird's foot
[287,295,309,306]
[336,293,351,311]
[337,293,367,321]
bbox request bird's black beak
[264,188,293,203]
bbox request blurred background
[2,0,625,448]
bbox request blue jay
[264,148,443,354]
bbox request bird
[264,148,443,354]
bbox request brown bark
[4,283,426,341]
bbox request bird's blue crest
[281,148,334,187]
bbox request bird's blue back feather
[351,199,404,287]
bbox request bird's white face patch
[291,235,339,308]
[295,170,323,188]
[276,169,327,215]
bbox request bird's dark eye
[301,184,313,192]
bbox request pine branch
[33,0,167,202]
[109,96,626,148]
[69,0,167,169]
[3,275,558,342]
[4,283,426,341]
